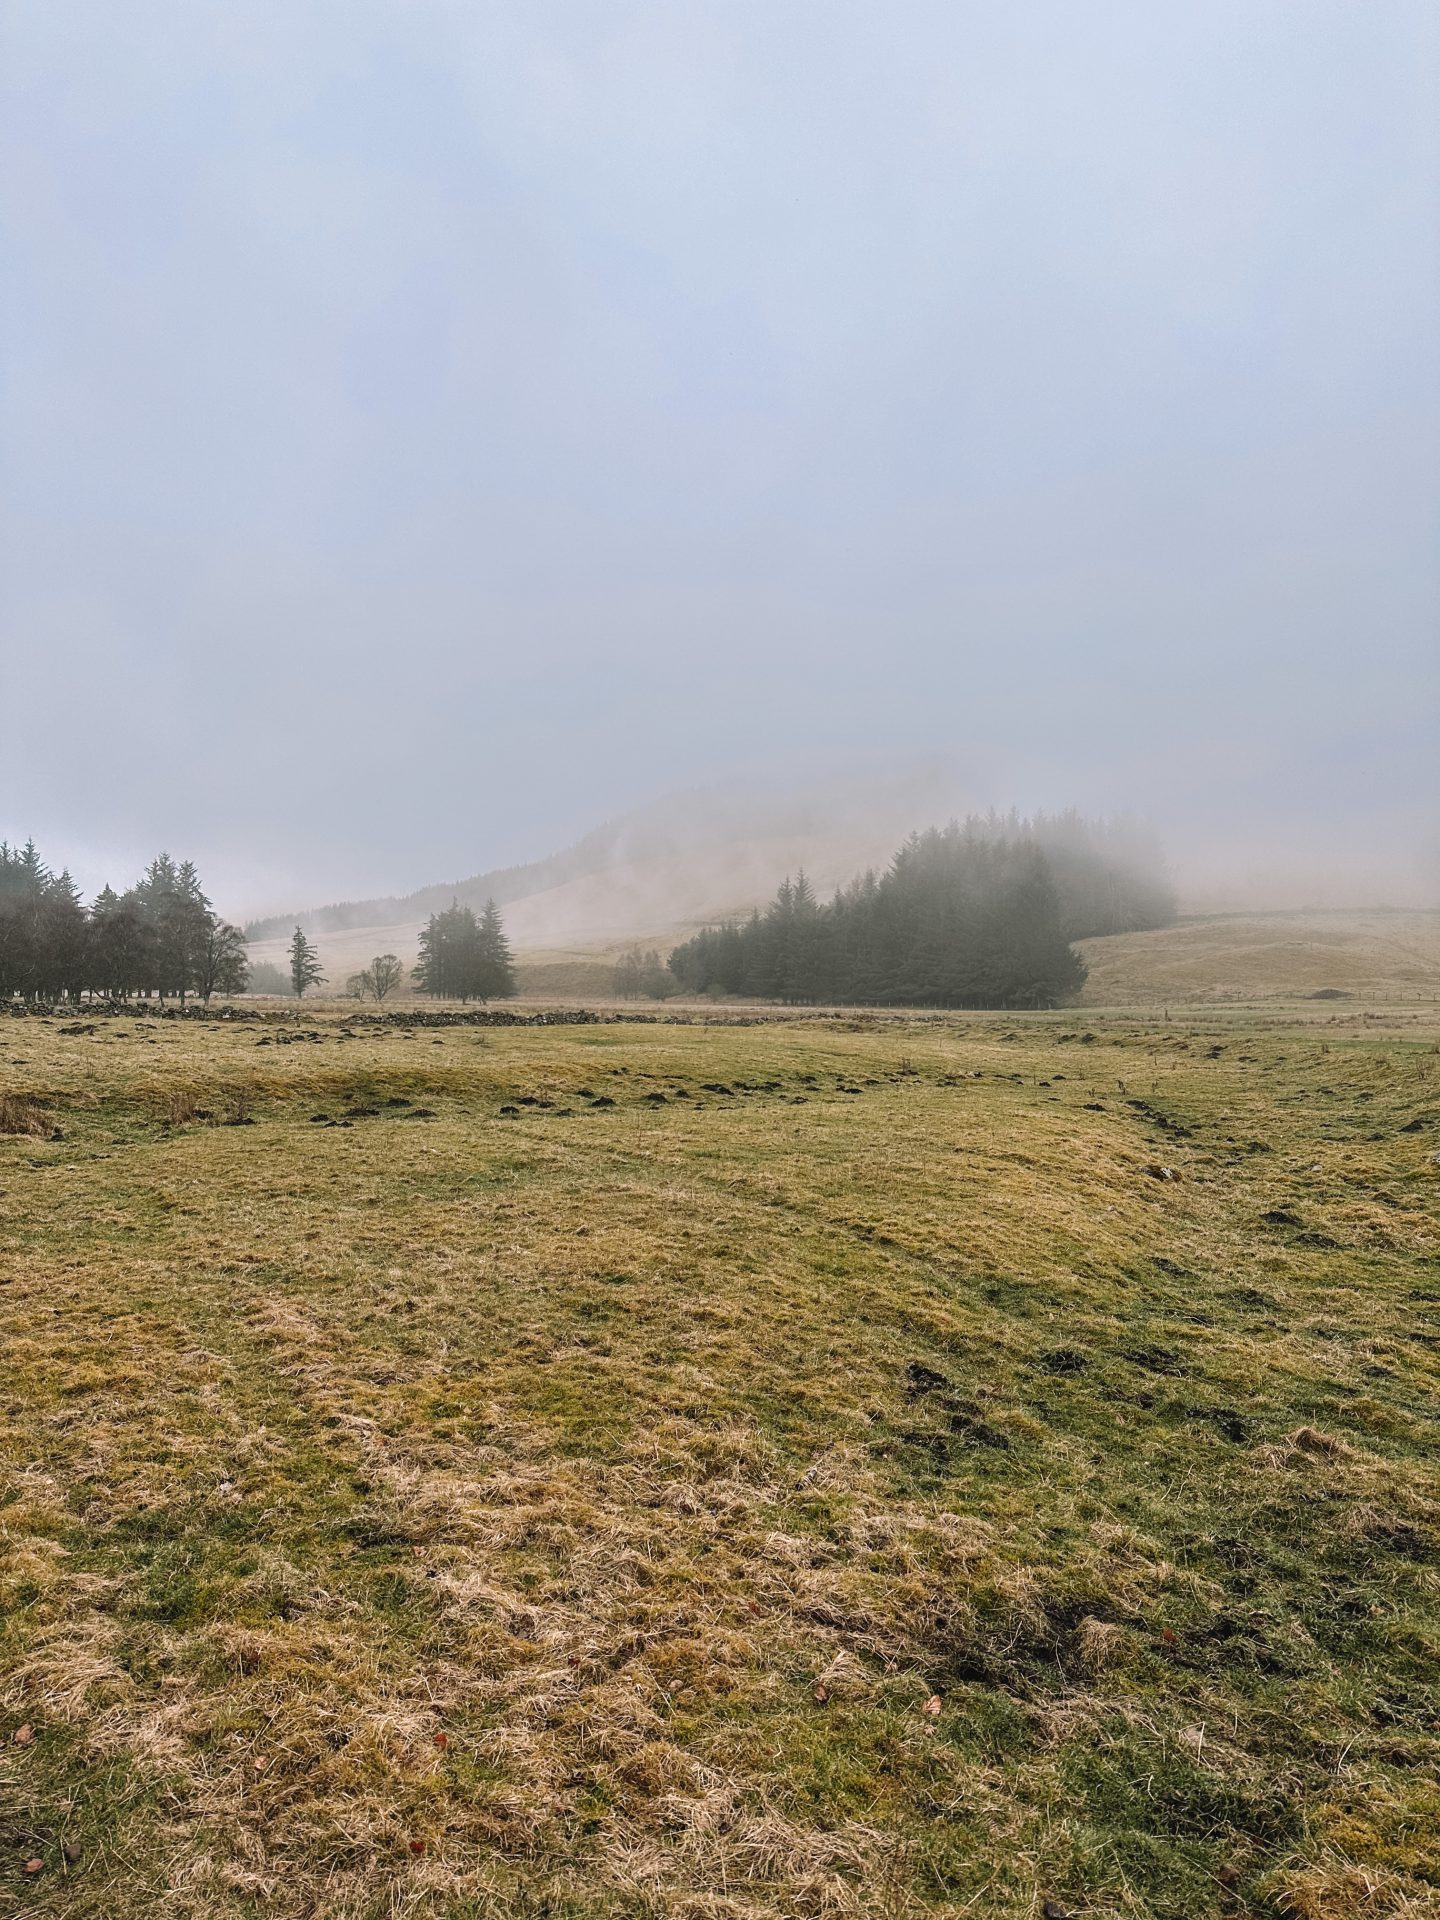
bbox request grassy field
[2,1001,1438,1918]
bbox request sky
[2,0,1438,917]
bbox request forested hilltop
[666,813,1173,1007]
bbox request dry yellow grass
[1,1001,1438,1917]
[1077,911,1440,1006]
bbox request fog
[3,2,1437,922]
[241,761,984,976]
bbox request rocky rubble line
[4,1001,640,1029]
[2,1000,939,1031]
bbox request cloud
[2,1,1436,914]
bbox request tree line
[666,813,1174,1008]
[0,841,248,1004]
[1,843,520,1007]
[610,948,680,1000]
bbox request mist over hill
[243,769,973,956]
[240,771,1185,1002]
[242,766,1437,996]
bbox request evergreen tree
[86,885,125,997]
[412,912,443,998]
[172,861,215,1002]
[110,886,159,999]
[413,904,477,998]
[42,871,89,1001]
[780,870,823,1002]
[475,898,517,1002]
[246,960,290,995]
[289,926,325,998]
[0,841,51,1000]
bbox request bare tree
[196,921,249,1003]
[348,954,405,1001]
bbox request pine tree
[475,898,516,1002]
[0,841,51,1001]
[413,903,483,999]
[448,906,485,1002]
[781,870,823,1002]
[172,861,214,1002]
[412,913,443,997]
[111,886,158,999]
[289,926,325,998]
[42,871,89,1001]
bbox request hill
[1077,909,1440,1005]
[241,774,962,988]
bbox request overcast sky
[3,1,1438,915]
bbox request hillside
[241,823,909,988]
[1077,909,1440,1005]
[242,776,962,988]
